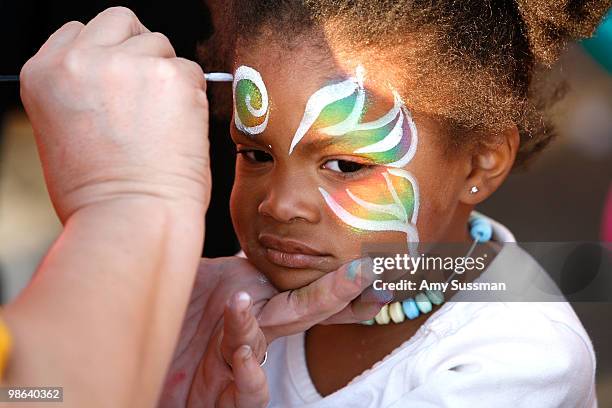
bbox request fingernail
[346,259,361,281]
[357,287,394,308]
[233,291,252,313]
[237,345,252,361]
[375,289,394,304]
[346,257,373,282]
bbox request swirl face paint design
[290,66,420,252]
[233,65,270,135]
[319,168,419,254]
[288,66,417,168]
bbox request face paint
[288,66,420,252]
[233,65,270,135]
[289,66,365,153]
[289,65,417,168]
[318,167,420,255]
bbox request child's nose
[257,170,321,224]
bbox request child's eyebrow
[297,135,345,154]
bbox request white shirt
[262,214,597,407]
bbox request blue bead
[469,218,492,242]
[402,298,420,320]
[415,293,433,313]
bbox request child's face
[230,45,472,291]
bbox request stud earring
[470,186,479,194]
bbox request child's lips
[258,233,333,269]
[264,248,333,269]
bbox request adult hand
[159,256,387,407]
[20,6,211,222]
[5,8,212,406]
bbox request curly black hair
[227,0,611,167]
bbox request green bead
[415,293,433,314]
[361,319,375,325]
[425,289,444,305]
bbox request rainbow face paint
[288,66,417,168]
[319,167,419,254]
[233,65,270,135]
[287,65,420,252]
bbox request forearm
[2,197,204,407]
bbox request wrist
[53,166,211,224]
[68,195,207,261]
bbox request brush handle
[204,72,233,82]
[0,75,19,82]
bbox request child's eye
[322,159,370,173]
[237,149,273,163]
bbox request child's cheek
[318,167,420,254]
[230,176,259,249]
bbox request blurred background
[0,1,610,404]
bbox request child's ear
[460,126,520,204]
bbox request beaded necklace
[362,217,493,325]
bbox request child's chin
[260,264,329,292]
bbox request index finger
[36,21,84,55]
[257,257,376,342]
[221,292,267,366]
[232,346,270,408]
[217,346,269,408]
[76,7,150,47]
